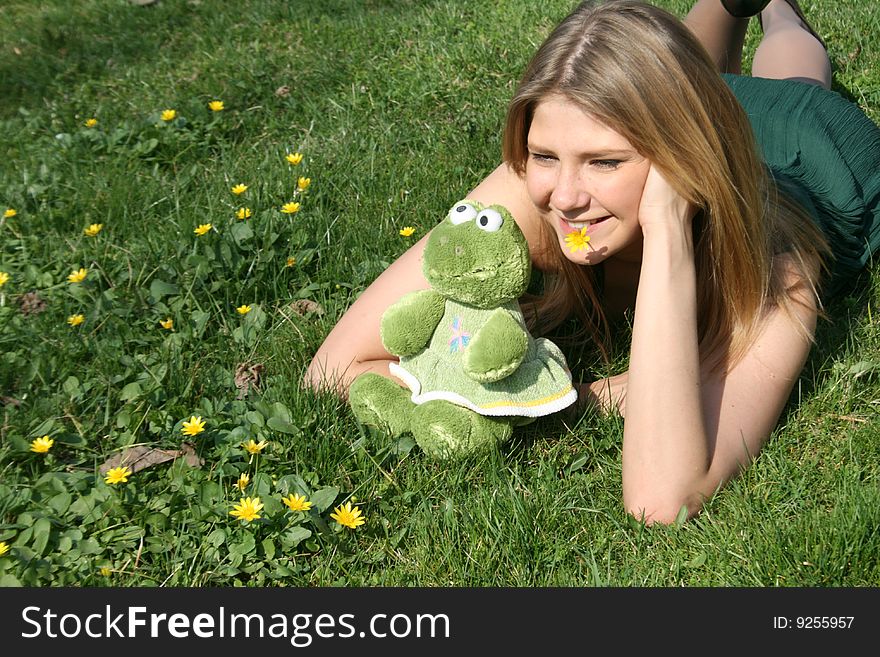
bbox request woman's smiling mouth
[560,215,612,234]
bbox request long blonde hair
[505,0,829,369]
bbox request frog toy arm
[380,289,446,356]
[463,308,528,384]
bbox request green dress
[723,74,880,293]
[388,299,577,418]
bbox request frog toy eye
[448,202,477,225]
[475,208,503,232]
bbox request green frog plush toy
[348,199,577,458]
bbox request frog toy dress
[348,200,577,458]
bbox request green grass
[0,0,877,587]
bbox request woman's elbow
[623,492,704,526]
[303,353,348,398]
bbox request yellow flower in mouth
[208,100,224,112]
[230,496,263,522]
[30,436,54,453]
[236,473,250,492]
[84,223,103,237]
[194,223,212,236]
[285,257,296,268]
[68,268,88,283]
[3,208,16,218]
[159,318,174,330]
[286,152,303,165]
[235,207,252,220]
[281,201,300,214]
[181,415,206,436]
[84,118,98,128]
[564,227,591,253]
[161,109,177,122]
[330,502,366,529]
[399,226,415,237]
[236,304,252,315]
[282,493,312,512]
[0,542,9,557]
[297,176,311,192]
[104,466,132,485]
[243,439,268,454]
[0,271,9,287]
[67,314,85,327]
[231,184,248,195]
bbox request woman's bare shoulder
[468,163,554,271]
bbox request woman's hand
[637,164,695,231]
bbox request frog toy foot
[410,400,513,459]
[349,372,415,438]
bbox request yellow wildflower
[235,207,252,220]
[399,226,415,237]
[564,227,591,254]
[159,318,174,330]
[236,473,250,492]
[84,118,98,128]
[236,304,252,315]
[0,271,9,287]
[181,415,206,436]
[100,566,112,577]
[282,493,312,513]
[330,502,366,529]
[0,542,9,557]
[285,257,296,268]
[161,109,177,122]
[243,439,268,454]
[194,223,212,236]
[104,466,132,485]
[281,201,300,215]
[30,436,54,453]
[3,208,16,218]
[68,268,88,283]
[286,152,303,165]
[231,184,248,195]
[67,314,85,327]
[297,177,311,192]
[230,496,263,522]
[208,100,224,112]
[84,223,103,237]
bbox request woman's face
[525,95,651,265]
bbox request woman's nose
[550,168,590,213]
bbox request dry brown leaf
[275,85,291,97]
[177,442,204,467]
[99,442,203,474]
[18,291,47,316]
[289,299,324,316]
[1,396,21,407]
[234,362,265,399]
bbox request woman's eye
[448,202,477,224]
[529,152,555,163]
[475,208,503,232]
[592,159,621,170]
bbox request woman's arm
[617,167,816,524]
[304,163,543,396]
[304,233,432,395]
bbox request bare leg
[753,0,831,88]
[684,0,751,74]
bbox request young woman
[306,0,880,524]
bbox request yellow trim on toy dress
[476,384,575,410]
